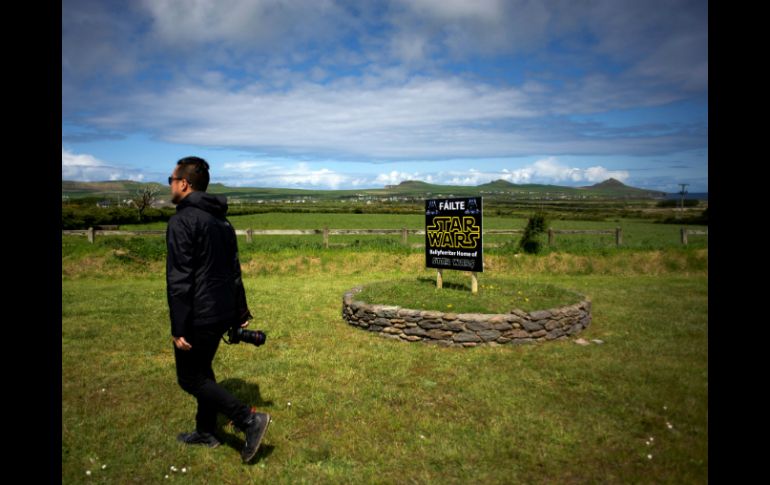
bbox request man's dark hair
[176,156,210,192]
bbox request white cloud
[88,76,545,159]
[219,158,627,189]
[63,0,707,191]
[89,75,702,160]
[61,149,145,182]
[375,171,429,186]
[62,149,104,168]
[404,0,504,21]
[422,158,629,187]
[220,160,349,188]
[140,0,345,49]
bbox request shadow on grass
[213,380,276,463]
[416,276,470,292]
[219,379,274,408]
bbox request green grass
[118,212,707,253]
[356,275,582,313]
[62,242,707,483]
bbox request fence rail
[680,228,708,245]
[61,226,711,248]
[63,226,707,247]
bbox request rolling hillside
[62,178,668,202]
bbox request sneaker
[241,412,271,463]
[176,430,221,448]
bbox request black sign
[425,197,483,272]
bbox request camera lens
[238,328,266,346]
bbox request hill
[62,178,668,203]
[580,178,667,198]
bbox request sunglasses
[168,176,185,185]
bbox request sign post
[425,197,483,293]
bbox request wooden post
[615,227,623,247]
[471,272,478,294]
[437,269,443,289]
[246,228,253,244]
[401,227,408,245]
[323,227,329,249]
[681,227,688,245]
[87,227,95,244]
[548,228,554,246]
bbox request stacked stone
[342,286,591,348]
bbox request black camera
[226,326,267,346]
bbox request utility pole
[678,183,689,212]
[679,184,690,210]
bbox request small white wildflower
[101,388,106,393]
[287,402,292,407]
[663,406,668,411]
[647,454,653,460]
[181,467,187,473]
[164,474,169,479]
[666,422,673,429]
[101,464,107,470]
[86,470,92,476]
[170,465,177,472]
[420,434,426,440]
[645,440,650,446]
[649,437,654,442]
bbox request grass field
[62,221,707,483]
[121,212,707,253]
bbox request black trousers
[174,322,252,434]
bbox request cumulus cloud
[85,75,704,161]
[375,171,433,186]
[139,0,347,53]
[503,158,629,185]
[62,149,145,182]
[62,0,707,190]
[423,158,629,187]
[221,160,350,188]
[219,157,627,189]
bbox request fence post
[87,227,95,244]
[402,227,408,245]
[681,227,688,245]
[471,272,478,294]
[548,228,554,246]
[323,227,329,249]
[437,269,443,289]
[246,228,253,244]
[615,227,623,247]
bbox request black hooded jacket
[166,191,252,337]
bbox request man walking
[166,156,269,463]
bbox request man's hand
[240,321,250,328]
[173,336,192,351]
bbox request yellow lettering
[426,216,480,249]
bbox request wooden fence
[58,226,706,248]
[680,228,708,245]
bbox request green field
[62,215,707,483]
[120,212,707,253]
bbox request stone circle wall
[342,286,591,348]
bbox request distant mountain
[477,179,517,189]
[580,178,667,198]
[63,177,670,202]
[582,178,627,190]
[61,180,165,196]
[386,180,438,191]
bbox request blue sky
[62,0,708,193]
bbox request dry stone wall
[342,286,591,347]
